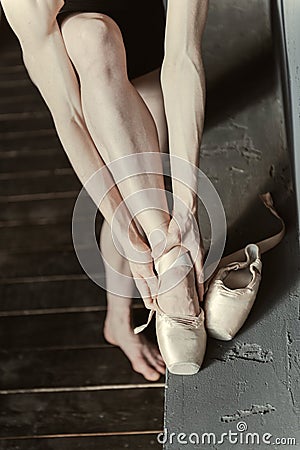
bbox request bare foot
[103,306,165,381]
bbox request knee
[62,14,126,81]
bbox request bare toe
[104,312,165,381]
[144,346,166,374]
[131,356,161,381]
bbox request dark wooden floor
[0,16,164,450]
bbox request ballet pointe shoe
[204,192,285,341]
[204,244,261,341]
[134,248,207,375]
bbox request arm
[160,0,208,297]
[1,0,158,303]
[161,0,208,214]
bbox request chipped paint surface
[201,135,262,161]
[286,328,300,414]
[222,342,273,363]
[220,403,276,423]
[165,1,300,447]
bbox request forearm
[160,0,208,216]
[161,53,205,215]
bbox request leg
[131,68,169,155]
[60,15,200,312]
[56,9,201,325]
[2,0,161,304]
[101,69,169,380]
[61,13,170,250]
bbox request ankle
[106,300,132,319]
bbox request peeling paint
[229,120,249,130]
[201,134,261,161]
[220,403,276,423]
[241,148,261,160]
[286,330,298,411]
[230,166,245,173]
[221,342,273,363]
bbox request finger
[145,271,159,300]
[134,277,154,309]
[138,264,159,300]
[193,256,205,301]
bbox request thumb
[132,265,158,309]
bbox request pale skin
[2,0,208,381]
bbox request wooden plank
[0,50,22,61]
[0,46,20,56]
[0,64,26,73]
[0,149,66,171]
[0,129,56,142]
[0,96,48,114]
[0,221,102,252]
[0,248,105,279]
[0,116,54,134]
[0,279,106,311]
[0,281,140,312]
[0,134,61,152]
[0,65,27,79]
[0,82,40,99]
[0,79,32,88]
[0,197,75,224]
[0,110,51,123]
[0,112,49,121]
[0,146,60,156]
[0,194,102,225]
[0,222,73,252]
[0,311,106,350]
[0,388,164,437]
[0,434,162,450]
[0,171,80,196]
[0,190,79,203]
[0,309,149,350]
[0,347,161,389]
[0,217,104,252]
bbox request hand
[112,221,158,310]
[157,210,205,301]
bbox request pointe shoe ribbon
[133,309,156,334]
[204,192,285,341]
[134,297,206,375]
[205,192,285,279]
[133,296,203,335]
[134,251,203,334]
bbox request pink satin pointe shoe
[204,244,262,340]
[204,192,285,341]
[134,248,207,375]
